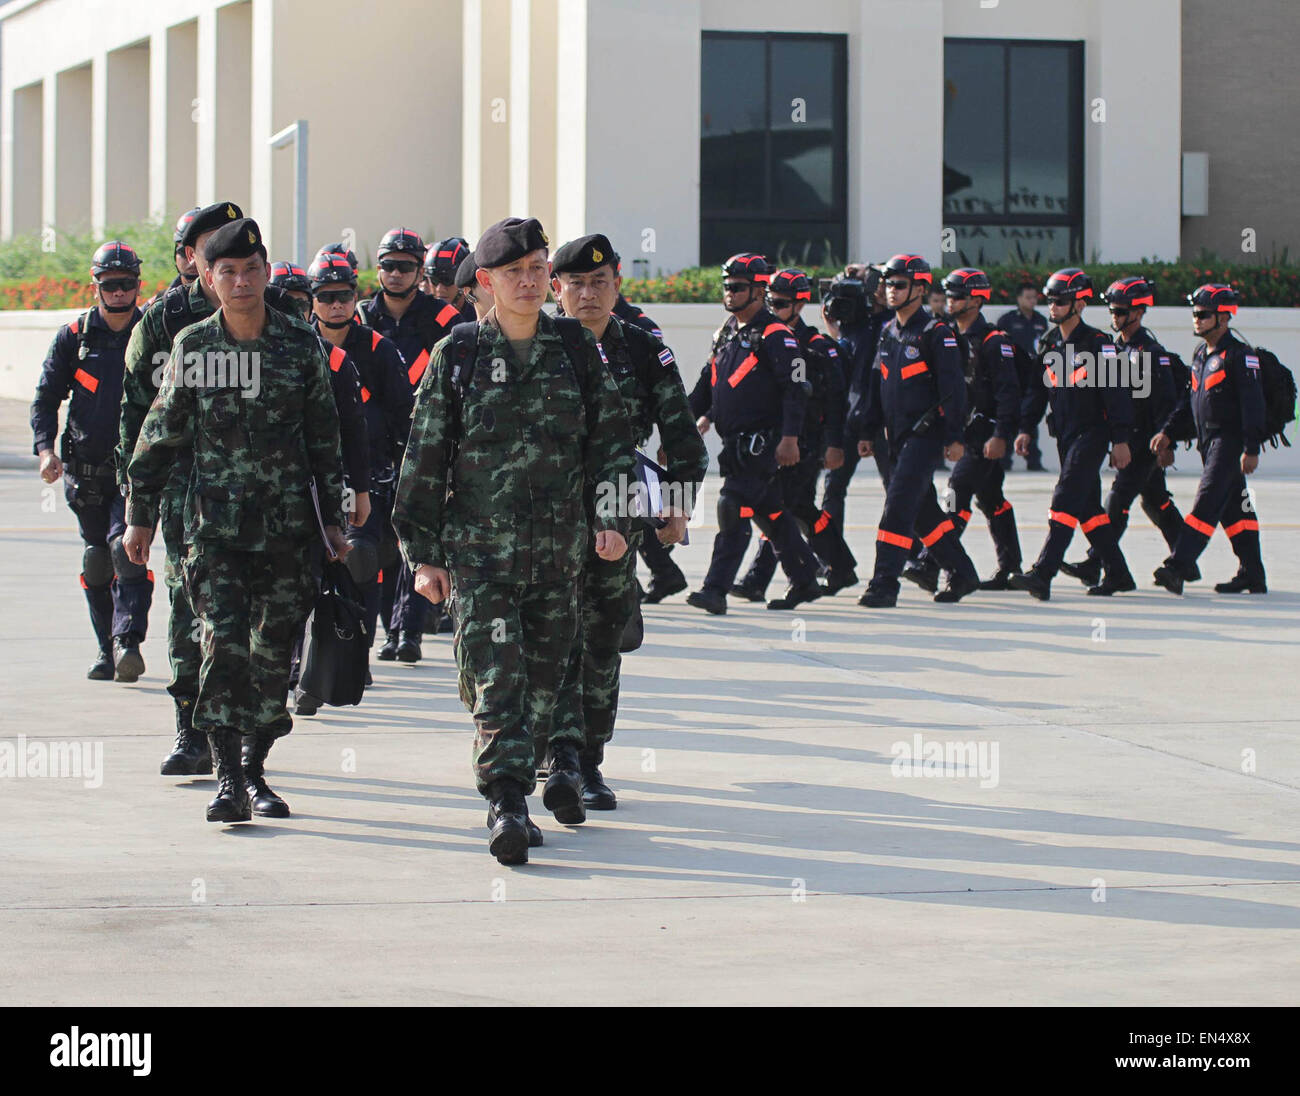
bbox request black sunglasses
[1191,309,1217,320]
[378,259,419,274]
[884,279,912,291]
[1108,307,1132,318]
[722,280,753,293]
[97,278,138,294]
[768,297,794,309]
[427,273,457,286]
[315,289,357,305]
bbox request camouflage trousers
[451,576,581,796]
[181,543,317,740]
[550,534,640,757]
[160,473,201,703]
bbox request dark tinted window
[944,39,1083,265]
[701,32,846,267]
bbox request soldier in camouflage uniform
[548,234,708,811]
[393,217,635,866]
[124,219,349,824]
[118,200,300,779]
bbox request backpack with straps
[1160,349,1197,444]
[1250,345,1297,447]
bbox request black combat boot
[1215,569,1267,594]
[1008,567,1052,601]
[1152,561,1185,595]
[395,631,422,663]
[978,569,1020,591]
[377,632,400,661]
[1087,568,1137,596]
[112,634,145,682]
[686,588,727,615]
[901,557,940,593]
[728,582,767,602]
[823,569,859,595]
[766,579,824,610]
[160,698,212,775]
[642,569,687,604]
[1059,557,1102,586]
[580,744,617,811]
[87,648,114,681]
[205,730,252,823]
[486,799,543,847]
[543,743,587,824]
[858,583,899,608]
[934,572,979,603]
[242,732,290,818]
[485,779,531,864]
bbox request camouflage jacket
[126,306,345,551]
[597,316,708,507]
[393,309,636,582]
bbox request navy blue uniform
[996,305,1049,466]
[31,308,154,654]
[357,293,460,640]
[945,313,1022,574]
[688,308,819,594]
[825,308,892,522]
[1019,318,1134,578]
[857,307,978,596]
[1166,330,1267,579]
[1074,326,1185,568]
[740,315,856,593]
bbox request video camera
[818,268,879,328]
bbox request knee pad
[377,535,400,573]
[345,538,380,585]
[109,534,148,581]
[716,491,744,533]
[82,544,113,587]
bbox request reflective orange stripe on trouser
[877,529,913,549]
[1048,510,1079,528]
[1224,519,1259,538]
[1080,513,1110,534]
[920,519,954,547]
[1184,513,1215,537]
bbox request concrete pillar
[508,0,530,217]
[552,0,587,248]
[161,21,199,219]
[91,53,107,236]
[462,0,483,240]
[479,0,511,228]
[214,1,252,207]
[249,0,274,251]
[855,0,943,263]
[528,0,557,236]
[105,44,150,227]
[54,64,93,232]
[195,7,217,206]
[6,81,43,236]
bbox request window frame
[942,37,1085,258]
[700,30,849,263]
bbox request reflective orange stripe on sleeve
[877,528,913,549]
[767,511,782,522]
[727,353,758,387]
[762,323,788,338]
[993,501,1013,516]
[435,303,459,328]
[900,361,929,380]
[880,363,889,380]
[958,509,972,523]
[408,349,430,385]
[1048,510,1078,528]
[813,511,831,534]
[1071,365,1089,385]
[328,346,346,372]
[738,506,754,519]
[1224,519,1259,538]
[920,519,954,546]
[74,368,98,393]
[1080,513,1110,533]
[1184,514,1215,536]
[359,387,372,403]
[1203,370,1226,391]
[371,330,383,351]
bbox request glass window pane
[1008,45,1073,216]
[701,36,767,214]
[949,224,1078,266]
[769,39,836,214]
[944,42,1006,216]
[700,219,845,270]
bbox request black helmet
[1187,283,1239,315]
[882,254,932,285]
[424,237,471,284]
[721,252,772,285]
[91,240,142,276]
[173,207,201,247]
[941,267,991,300]
[317,242,358,272]
[269,261,311,295]
[376,227,426,261]
[308,251,358,290]
[1103,275,1155,309]
[1043,267,1093,302]
[768,268,812,301]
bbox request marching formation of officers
[31,200,1278,864]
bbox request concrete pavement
[1,397,1297,1005]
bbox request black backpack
[1160,350,1197,444]
[1251,345,1297,447]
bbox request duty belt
[71,460,115,479]
[731,427,777,459]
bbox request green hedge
[619,261,1300,308]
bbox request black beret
[474,216,549,269]
[182,201,244,249]
[551,234,619,276]
[454,253,478,289]
[203,218,268,264]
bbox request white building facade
[0,0,1272,273]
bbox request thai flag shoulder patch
[658,347,675,368]
[597,343,609,365]
[1245,354,1260,371]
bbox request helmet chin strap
[383,283,417,300]
[102,300,137,314]
[724,282,762,313]
[318,316,353,330]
